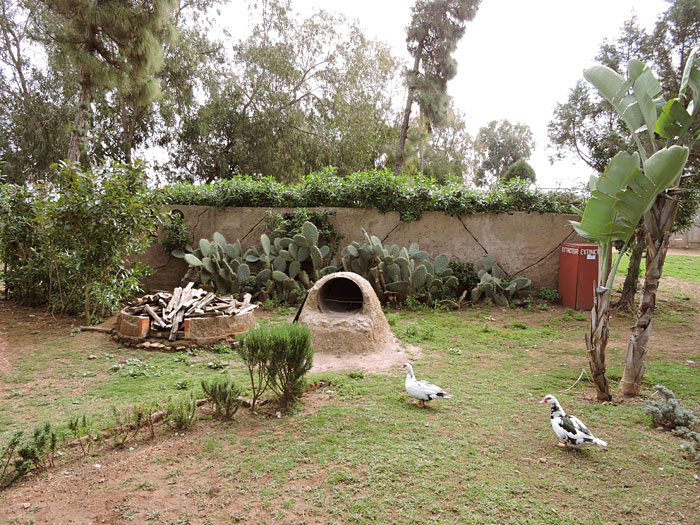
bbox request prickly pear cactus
[471,254,531,306]
[340,229,458,305]
[175,221,337,303]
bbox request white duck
[401,363,452,407]
[540,394,607,448]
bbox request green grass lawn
[617,252,700,282]
[1,278,699,524]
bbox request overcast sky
[225,0,669,188]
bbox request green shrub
[160,210,193,254]
[67,414,101,456]
[237,325,276,411]
[539,287,560,302]
[1,424,57,487]
[201,377,243,419]
[680,431,700,462]
[164,171,582,221]
[238,323,314,410]
[0,161,164,322]
[449,260,479,299]
[164,393,198,430]
[265,208,343,260]
[268,323,313,408]
[471,254,531,307]
[645,385,699,432]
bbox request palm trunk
[620,192,681,397]
[395,42,423,176]
[587,282,612,401]
[613,226,644,312]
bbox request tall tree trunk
[395,42,423,176]
[620,191,681,397]
[613,226,644,312]
[67,81,92,164]
[587,280,612,401]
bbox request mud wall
[142,206,586,292]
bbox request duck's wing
[415,379,451,399]
[568,415,593,436]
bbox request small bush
[539,287,560,302]
[201,377,243,419]
[448,260,479,299]
[1,424,58,487]
[268,324,314,408]
[645,385,699,432]
[160,210,193,254]
[67,414,102,456]
[237,325,276,411]
[164,393,198,430]
[238,323,314,410]
[680,431,700,462]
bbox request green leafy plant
[340,229,458,306]
[160,210,193,254]
[236,324,276,411]
[175,221,337,303]
[539,287,560,302]
[110,358,162,378]
[1,424,58,487]
[576,50,697,401]
[164,171,581,221]
[449,260,479,300]
[265,208,343,260]
[645,385,699,433]
[67,414,102,457]
[173,379,191,390]
[109,405,141,448]
[201,377,243,419]
[164,393,198,431]
[645,385,700,463]
[0,161,164,323]
[267,323,314,409]
[1,431,23,487]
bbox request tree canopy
[472,119,535,187]
[548,0,700,228]
[395,0,480,175]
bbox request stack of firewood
[123,282,257,341]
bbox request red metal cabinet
[558,243,599,310]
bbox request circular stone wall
[298,272,395,355]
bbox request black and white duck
[540,394,607,448]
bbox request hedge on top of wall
[164,168,584,221]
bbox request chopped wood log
[79,326,114,333]
[144,304,166,328]
[169,309,185,341]
[165,287,182,314]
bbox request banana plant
[577,51,696,401]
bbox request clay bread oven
[298,272,395,354]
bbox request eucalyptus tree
[419,106,473,183]
[472,119,535,187]
[394,0,480,175]
[165,2,401,182]
[0,0,71,184]
[574,52,697,401]
[35,0,177,164]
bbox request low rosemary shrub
[201,377,243,419]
